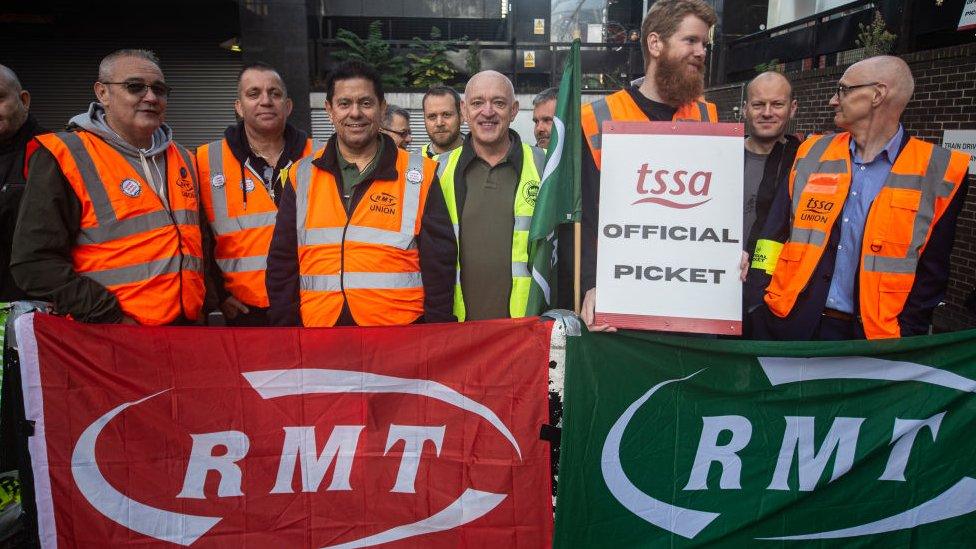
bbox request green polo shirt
[337,138,383,210]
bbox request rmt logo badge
[369,192,398,215]
[631,163,712,209]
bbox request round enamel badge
[120,179,142,198]
[242,179,256,193]
[406,168,423,184]
[211,174,226,188]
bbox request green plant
[332,20,408,89]
[754,58,781,74]
[466,40,482,75]
[855,10,897,56]
[407,27,459,88]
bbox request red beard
[654,49,705,107]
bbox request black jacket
[265,133,457,326]
[0,115,45,301]
[747,132,970,339]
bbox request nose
[761,104,774,117]
[829,93,840,107]
[693,42,706,58]
[143,87,160,102]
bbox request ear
[234,99,244,120]
[460,100,468,124]
[94,82,109,105]
[789,99,798,118]
[323,99,334,124]
[283,97,293,118]
[510,99,519,122]
[646,32,664,61]
[20,90,30,110]
[871,84,888,108]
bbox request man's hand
[739,250,749,282]
[581,288,616,332]
[220,296,250,320]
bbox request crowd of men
[0,0,972,542]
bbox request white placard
[594,121,744,334]
[943,130,976,173]
[959,0,976,31]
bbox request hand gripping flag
[526,39,582,314]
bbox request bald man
[434,70,546,320]
[747,56,970,340]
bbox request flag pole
[574,222,581,313]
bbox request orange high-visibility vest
[196,138,318,307]
[291,148,436,327]
[35,131,205,325]
[764,132,969,339]
[581,89,718,169]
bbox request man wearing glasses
[381,105,412,150]
[11,49,206,326]
[747,55,971,340]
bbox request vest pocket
[882,190,920,246]
[875,272,914,326]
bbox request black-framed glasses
[100,81,172,98]
[382,127,411,138]
[835,82,879,98]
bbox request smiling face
[649,15,709,106]
[744,74,796,144]
[462,72,518,149]
[95,55,167,147]
[236,68,292,136]
[325,77,383,152]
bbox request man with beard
[195,62,320,326]
[435,70,546,321]
[532,87,557,149]
[749,56,969,340]
[578,0,718,330]
[740,72,800,320]
[421,85,463,158]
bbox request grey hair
[0,64,23,92]
[383,105,410,126]
[533,87,558,107]
[98,49,161,82]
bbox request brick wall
[706,43,976,332]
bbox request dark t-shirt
[742,149,769,249]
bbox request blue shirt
[825,125,904,314]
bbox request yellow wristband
[751,239,784,274]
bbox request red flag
[15,313,553,547]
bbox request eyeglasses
[835,82,879,98]
[382,127,411,138]
[100,81,172,98]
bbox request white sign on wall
[943,130,976,172]
[594,121,745,335]
[959,0,976,31]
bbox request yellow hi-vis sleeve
[751,239,783,274]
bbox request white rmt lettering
[383,424,446,493]
[768,416,864,491]
[879,412,946,482]
[177,431,250,499]
[683,415,752,490]
[270,425,364,494]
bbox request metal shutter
[0,39,240,149]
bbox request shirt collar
[850,124,903,164]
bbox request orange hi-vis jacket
[581,89,718,169]
[35,131,205,325]
[764,132,969,339]
[291,148,436,327]
[196,138,316,308]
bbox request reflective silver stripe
[216,255,267,273]
[589,98,611,150]
[863,143,955,274]
[344,271,422,289]
[294,156,315,236]
[207,140,230,224]
[346,225,414,248]
[311,139,326,152]
[59,132,117,226]
[530,146,546,177]
[84,254,201,287]
[302,227,345,246]
[436,158,450,180]
[452,223,460,241]
[790,227,826,246]
[77,209,200,244]
[399,153,425,237]
[210,212,278,234]
[301,274,341,292]
[791,135,844,215]
[697,101,709,121]
[514,216,532,231]
[512,262,530,278]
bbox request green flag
[554,329,976,546]
[526,40,582,314]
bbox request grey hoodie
[68,102,175,207]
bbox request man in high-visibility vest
[196,62,319,326]
[12,49,205,326]
[436,70,546,321]
[266,60,456,327]
[421,85,463,159]
[578,0,720,330]
[531,87,557,150]
[747,56,970,340]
